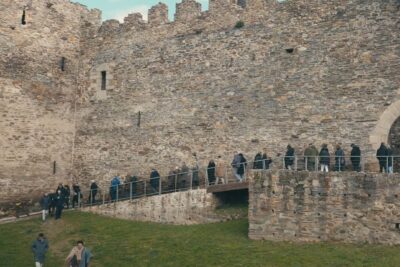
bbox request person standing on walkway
[55,190,65,220]
[231,152,242,182]
[319,144,330,172]
[350,144,361,172]
[304,143,318,171]
[32,233,48,267]
[377,142,388,173]
[237,153,247,182]
[334,144,345,172]
[284,145,295,170]
[215,156,227,184]
[39,193,50,222]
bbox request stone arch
[369,100,400,150]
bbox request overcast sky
[74,0,209,22]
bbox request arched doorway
[389,117,400,172]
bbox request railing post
[102,191,105,205]
[190,170,193,190]
[130,182,132,201]
[159,176,162,195]
[116,185,119,202]
[315,157,318,172]
[78,192,81,208]
[386,156,389,174]
[205,167,209,188]
[305,157,308,172]
[294,156,298,171]
[225,167,228,184]
[174,174,177,192]
[144,179,147,197]
[90,189,93,206]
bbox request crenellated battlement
[175,0,202,22]
[148,2,169,26]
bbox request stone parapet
[249,170,400,245]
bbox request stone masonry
[82,189,223,225]
[249,170,400,245]
[0,0,400,207]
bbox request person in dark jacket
[237,153,247,181]
[150,169,160,194]
[168,167,179,192]
[179,162,190,190]
[54,190,65,220]
[350,144,361,172]
[207,160,216,185]
[88,180,98,204]
[377,142,389,173]
[262,151,273,170]
[253,152,263,169]
[284,145,295,170]
[319,144,330,172]
[334,145,345,172]
[32,233,48,267]
[40,193,50,221]
[231,152,242,182]
[72,183,82,208]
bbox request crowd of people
[32,233,92,267]
[39,181,98,221]
[37,142,397,211]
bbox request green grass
[1,212,400,266]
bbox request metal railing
[75,155,400,208]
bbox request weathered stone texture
[0,0,100,204]
[249,170,400,245]
[83,189,223,225]
[0,0,400,205]
[74,0,400,187]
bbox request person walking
[207,160,216,185]
[65,240,92,267]
[72,183,82,208]
[237,153,247,182]
[149,169,160,194]
[284,145,295,170]
[110,175,121,201]
[215,156,226,184]
[32,233,48,267]
[39,193,50,222]
[304,143,318,171]
[334,145,345,172]
[88,180,98,204]
[319,144,330,172]
[231,152,242,182]
[350,144,361,172]
[377,142,389,173]
[253,152,263,169]
[54,190,65,220]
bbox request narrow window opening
[21,9,26,25]
[237,0,246,8]
[396,223,400,229]
[285,48,294,54]
[137,111,141,127]
[53,161,57,175]
[101,71,107,90]
[60,57,66,71]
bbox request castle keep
[1,0,400,238]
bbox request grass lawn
[0,211,399,267]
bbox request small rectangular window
[60,57,66,71]
[101,71,107,90]
[21,9,26,25]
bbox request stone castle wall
[0,0,100,203]
[249,170,400,245]
[74,0,399,189]
[0,0,399,203]
[82,189,223,225]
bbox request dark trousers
[379,162,387,173]
[351,162,360,172]
[55,206,63,219]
